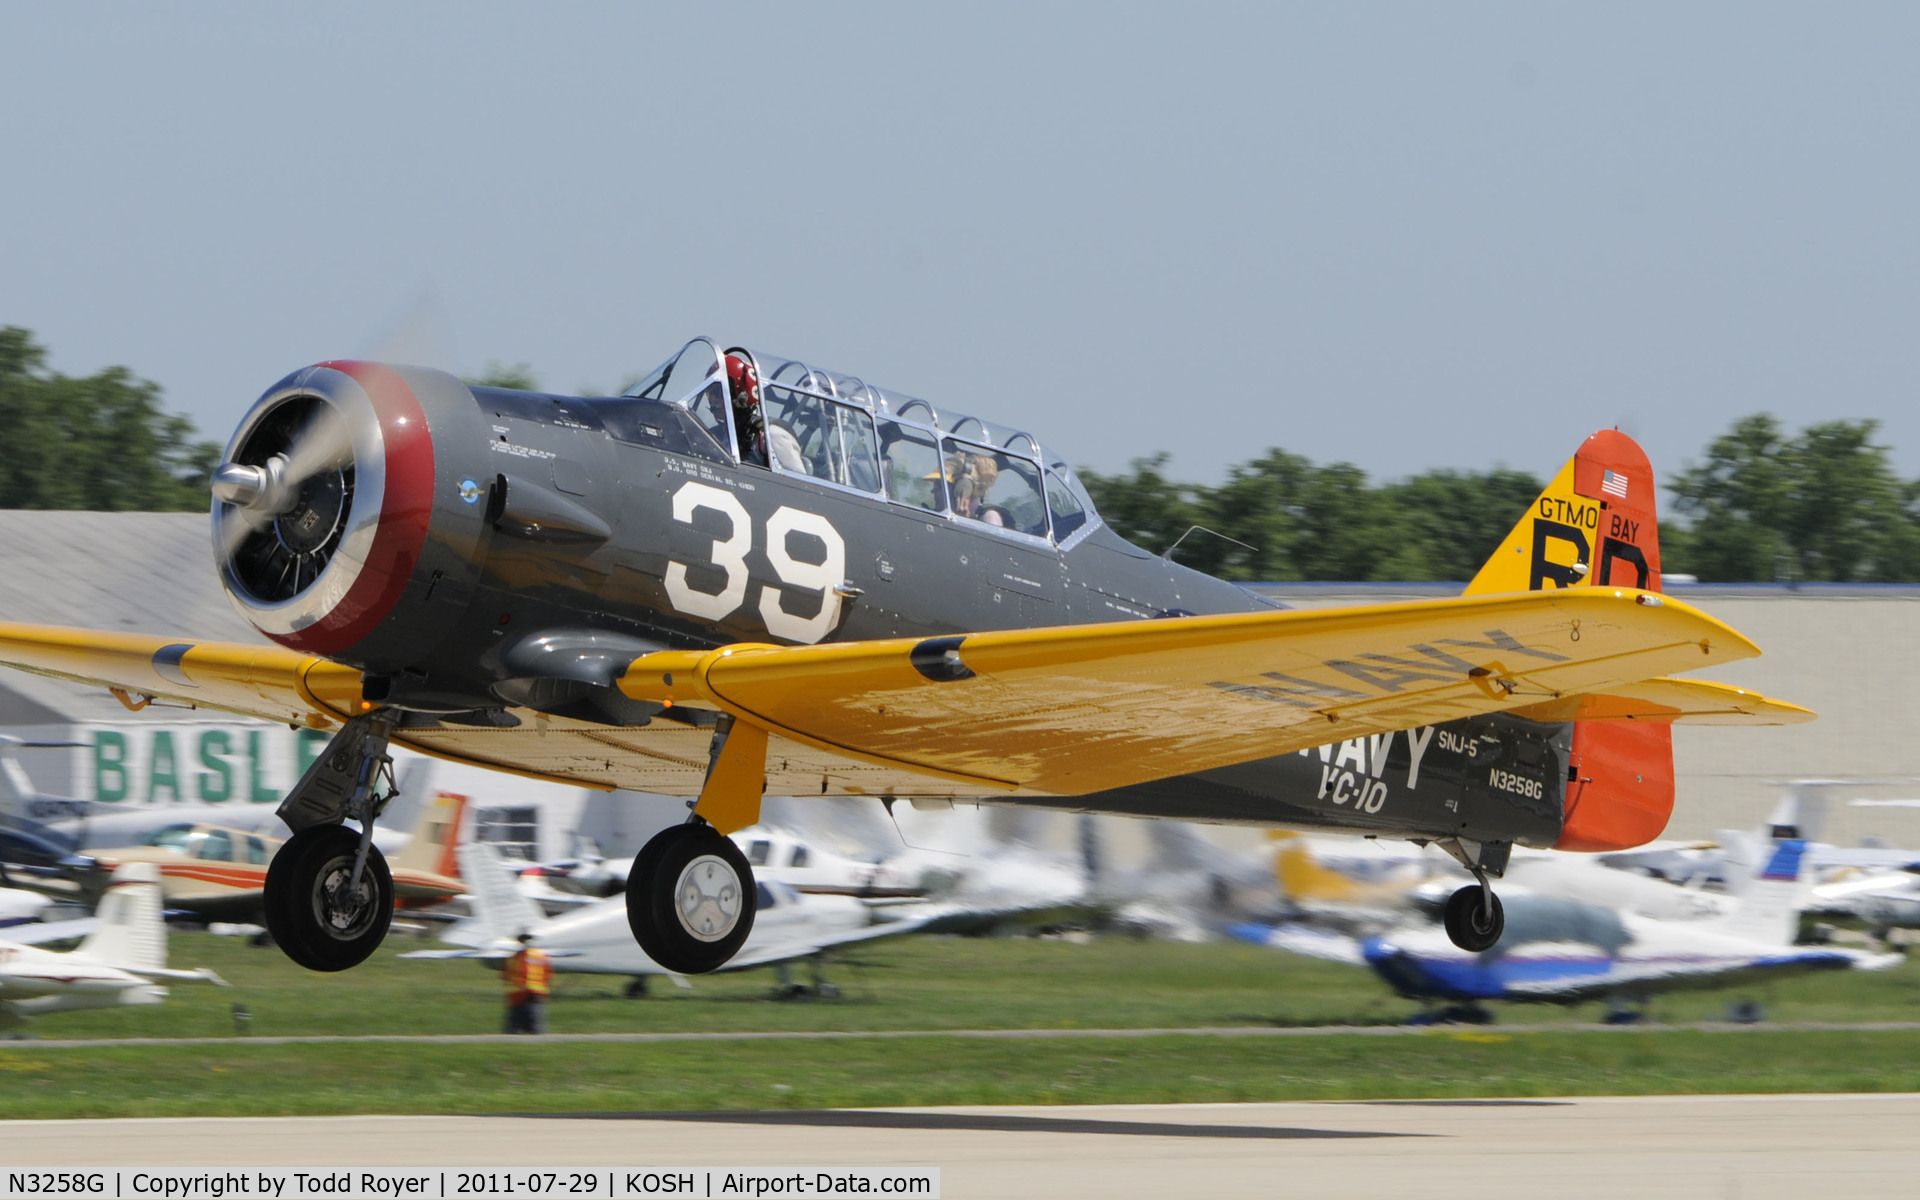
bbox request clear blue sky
[5,3,1918,493]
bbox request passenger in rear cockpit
[726,353,768,467]
[946,451,999,520]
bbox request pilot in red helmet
[725,353,767,467]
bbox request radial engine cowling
[212,362,494,676]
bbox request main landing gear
[262,712,399,972]
[625,821,758,975]
[1434,836,1509,953]
[263,824,393,971]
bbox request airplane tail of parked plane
[78,861,166,969]
[0,736,89,842]
[1464,430,1674,853]
[0,736,38,809]
[1709,835,1812,946]
[456,840,548,944]
[391,792,469,880]
[372,757,439,838]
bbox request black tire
[1442,885,1504,952]
[262,825,393,972]
[625,824,756,974]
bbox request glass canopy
[625,338,1102,545]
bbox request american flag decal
[1601,468,1629,499]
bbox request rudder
[1465,429,1675,852]
[1465,428,1663,597]
[455,841,548,943]
[392,792,469,879]
[78,861,167,969]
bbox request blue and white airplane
[1234,838,1900,1017]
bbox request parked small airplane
[0,341,1810,976]
[1602,785,1920,894]
[407,842,940,996]
[0,861,227,1026]
[1809,869,1920,933]
[1235,838,1898,1022]
[85,792,469,927]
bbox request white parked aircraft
[515,814,1092,936]
[0,861,227,1026]
[405,842,943,995]
[514,824,906,902]
[1810,868,1920,931]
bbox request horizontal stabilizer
[127,966,230,987]
[1507,678,1815,726]
[723,905,954,970]
[1502,946,1902,998]
[399,946,582,960]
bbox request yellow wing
[617,586,1801,795]
[0,586,1806,807]
[0,623,362,727]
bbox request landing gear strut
[262,712,399,972]
[1435,836,1509,953]
[625,822,757,975]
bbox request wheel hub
[674,853,743,942]
[312,855,378,940]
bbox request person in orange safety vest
[501,931,553,1034]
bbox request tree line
[0,326,221,510]
[1078,416,1920,583]
[3,326,1915,582]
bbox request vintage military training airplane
[0,338,1810,975]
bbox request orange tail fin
[1466,430,1674,851]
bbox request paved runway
[5,1094,1919,1200]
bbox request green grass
[5,1031,1920,1119]
[20,930,1920,1040]
[5,932,1920,1117]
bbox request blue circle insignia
[457,478,484,504]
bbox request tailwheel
[1442,884,1505,952]
[626,823,756,974]
[263,824,393,972]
